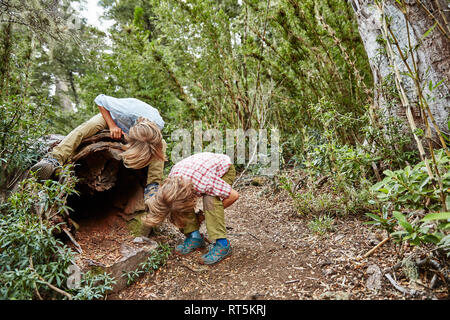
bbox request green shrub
[0,96,51,194]
[367,150,450,256]
[305,143,375,187]
[0,167,116,300]
[371,149,449,212]
[72,271,117,300]
[308,214,335,236]
[279,174,375,216]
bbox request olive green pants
[50,113,166,185]
[181,165,236,241]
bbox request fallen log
[26,130,147,218]
[68,130,147,214]
[72,141,125,193]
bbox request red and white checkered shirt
[169,152,233,200]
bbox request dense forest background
[0,0,448,300]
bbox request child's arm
[98,105,123,139]
[223,189,239,209]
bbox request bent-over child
[143,152,239,265]
[31,94,166,199]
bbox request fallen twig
[29,256,73,300]
[430,274,438,289]
[37,275,73,300]
[29,257,43,300]
[180,262,208,273]
[385,273,417,297]
[285,279,300,284]
[315,176,329,188]
[247,232,260,241]
[86,259,107,268]
[34,285,43,300]
[63,228,83,254]
[416,256,450,283]
[357,237,389,260]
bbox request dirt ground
[77,179,446,301]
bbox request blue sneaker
[144,183,159,200]
[175,234,206,255]
[201,240,232,265]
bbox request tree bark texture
[350,0,449,137]
[44,131,147,215]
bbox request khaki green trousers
[181,165,236,241]
[51,113,166,185]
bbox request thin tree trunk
[0,22,13,97]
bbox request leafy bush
[0,207,74,299]
[367,210,450,257]
[308,214,335,236]
[389,211,450,254]
[72,271,116,300]
[279,173,375,216]
[361,109,418,171]
[305,143,374,187]
[0,167,116,300]
[367,150,450,256]
[371,149,449,212]
[0,97,51,194]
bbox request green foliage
[308,214,335,236]
[365,205,396,234]
[0,205,74,299]
[371,149,449,212]
[366,208,450,256]
[0,97,52,193]
[389,211,441,246]
[287,98,417,193]
[0,167,115,300]
[361,108,418,170]
[366,150,450,256]
[71,271,116,300]
[279,173,375,216]
[87,0,372,160]
[305,143,373,186]
[437,234,450,257]
[123,269,143,286]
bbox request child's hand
[97,105,123,139]
[110,126,123,140]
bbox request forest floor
[71,174,449,301]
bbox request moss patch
[127,213,152,237]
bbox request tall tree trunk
[67,70,79,109]
[0,22,13,97]
[350,0,449,140]
[54,75,73,112]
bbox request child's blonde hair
[143,176,197,229]
[121,117,165,169]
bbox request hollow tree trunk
[350,0,449,139]
[42,131,147,216]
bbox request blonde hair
[143,176,198,229]
[121,117,165,169]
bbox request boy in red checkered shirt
[142,152,239,265]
